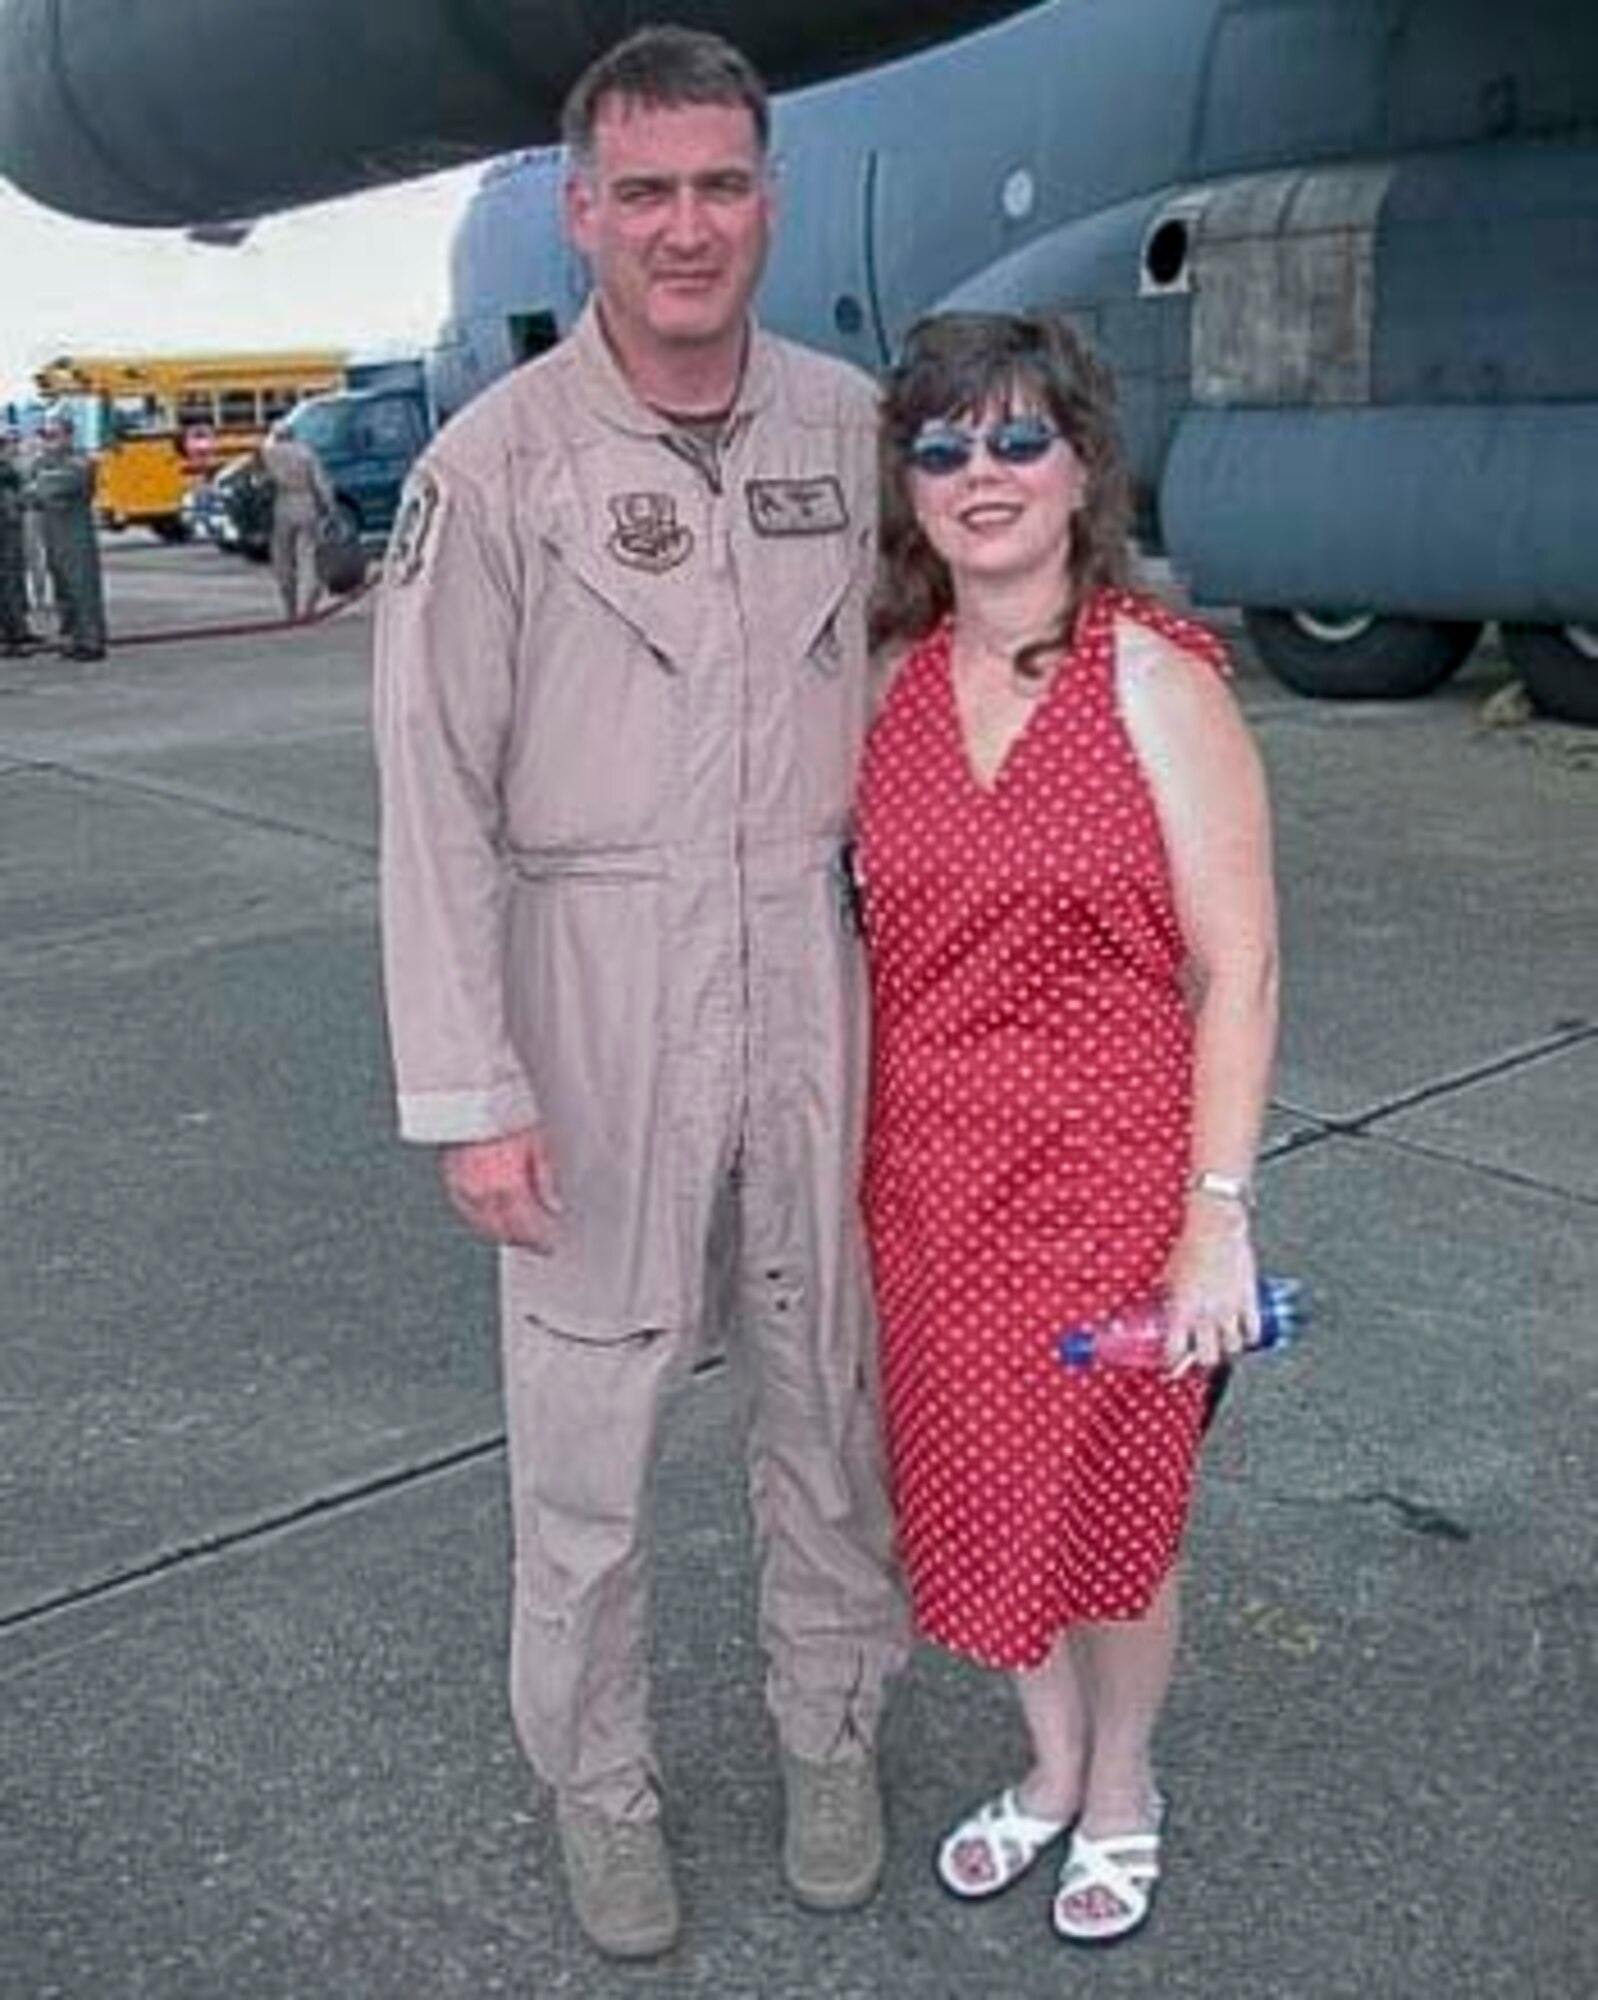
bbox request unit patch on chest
[744,476,848,537]
[607,491,694,573]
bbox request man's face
[565,96,772,379]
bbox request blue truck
[280,356,432,545]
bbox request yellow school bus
[33,350,347,539]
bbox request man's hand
[440,1128,562,1253]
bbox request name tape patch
[745,476,848,538]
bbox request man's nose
[662,188,712,244]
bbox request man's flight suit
[33,437,106,658]
[374,304,908,1819]
[0,439,34,651]
[259,434,335,620]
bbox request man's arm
[373,454,554,1246]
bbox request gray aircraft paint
[2,0,1595,712]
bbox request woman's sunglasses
[905,414,1062,477]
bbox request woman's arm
[1116,616,1281,1370]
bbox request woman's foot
[1051,1791,1167,1946]
[934,1784,1075,1899]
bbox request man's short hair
[561,24,770,165]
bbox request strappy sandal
[934,1786,1073,1900]
[1050,1792,1168,1946]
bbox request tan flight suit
[260,436,334,619]
[374,304,909,1821]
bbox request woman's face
[905,390,1087,596]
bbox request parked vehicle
[183,368,431,562]
[35,350,345,541]
[278,376,432,544]
[181,451,272,560]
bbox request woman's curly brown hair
[870,312,1133,667]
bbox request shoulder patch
[387,472,441,586]
[744,476,848,537]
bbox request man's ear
[564,170,595,256]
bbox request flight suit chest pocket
[511,517,704,845]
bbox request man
[0,426,40,655]
[32,413,107,661]
[258,420,335,620]
[374,26,908,1964]
[17,425,55,632]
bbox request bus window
[262,387,298,422]
[110,394,163,438]
[177,389,217,428]
[218,388,259,429]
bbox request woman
[856,313,1279,1945]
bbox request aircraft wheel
[1501,622,1598,727]
[1243,609,1480,699]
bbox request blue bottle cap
[1057,1330,1094,1370]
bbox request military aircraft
[2,0,1595,721]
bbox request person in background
[372,25,908,1965]
[0,426,41,655]
[259,419,335,621]
[16,425,55,632]
[32,412,107,661]
[856,311,1279,1948]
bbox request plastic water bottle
[1055,1275,1307,1373]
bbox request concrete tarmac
[2,541,1594,1999]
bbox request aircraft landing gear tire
[1500,623,1598,727]
[1242,609,1481,700]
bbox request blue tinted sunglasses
[906,414,1061,477]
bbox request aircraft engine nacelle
[0,0,1029,225]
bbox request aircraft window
[1001,169,1036,223]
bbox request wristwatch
[1189,1169,1255,1210]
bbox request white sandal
[935,1786,1073,1900]
[1050,1793,1167,1945]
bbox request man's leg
[732,1140,910,1909]
[47,541,80,651]
[269,521,297,619]
[500,1276,688,1956]
[297,521,323,619]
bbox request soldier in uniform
[258,421,335,621]
[0,426,40,655]
[18,427,56,630]
[374,26,909,1965]
[33,412,107,661]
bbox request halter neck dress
[856,585,1228,1670]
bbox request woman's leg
[1045,1572,1180,1932]
[1073,1570,1180,1832]
[1013,1630,1090,1820]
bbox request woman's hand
[1159,1194,1259,1373]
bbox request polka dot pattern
[856,587,1230,1672]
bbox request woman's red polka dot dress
[857,586,1227,1671]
